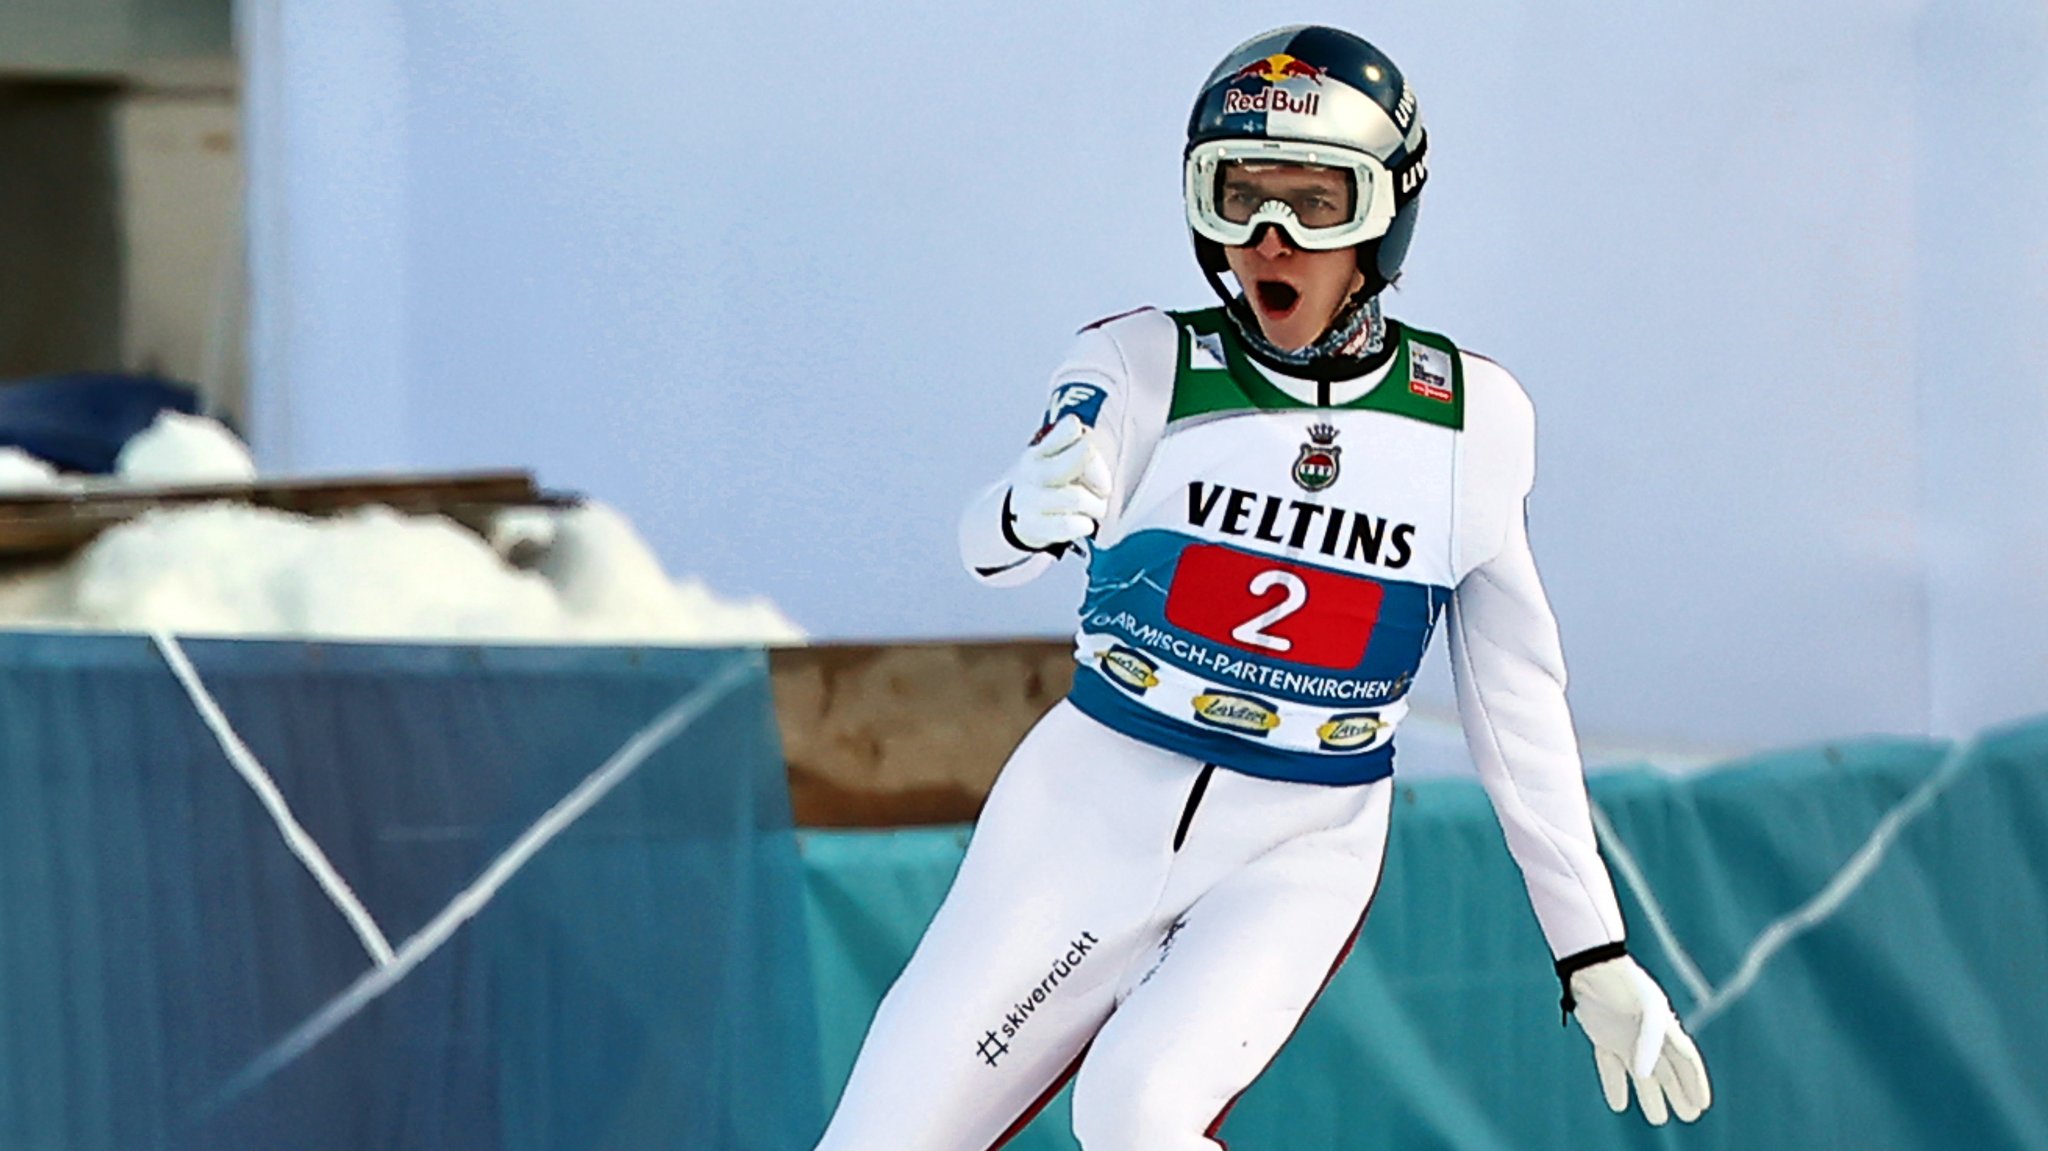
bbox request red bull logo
[1223,54,1326,117]
[1230,53,1327,85]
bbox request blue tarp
[0,374,202,473]
[0,631,817,1151]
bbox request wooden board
[0,470,578,563]
[769,639,1075,827]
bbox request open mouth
[1253,279,1300,318]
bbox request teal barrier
[0,632,819,1151]
[4,625,2040,1150]
[802,720,2048,1150]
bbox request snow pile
[0,447,71,494]
[25,501,801,643]
[0,414,802,645]
[113,410,258,485]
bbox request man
[815,25,1711,1151]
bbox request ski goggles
[1184,138,1401,251]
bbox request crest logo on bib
[1292,422,1341,492]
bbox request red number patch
[1164,543,1383,670]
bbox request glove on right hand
[1003,414,1110,551]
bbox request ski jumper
[813,306,1627,1151]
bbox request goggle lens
[1214,161,1358,229]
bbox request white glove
[1569,956,1712,1125]
[1002,414,1110,551]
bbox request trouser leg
[1068,776,1394,1151]
[814,704,1199,1151]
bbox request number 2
[1164,543,1383,670]
[1231,570,1308,652]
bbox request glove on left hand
[1570,956,1712,1126]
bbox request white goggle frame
[1184,137,1398,251]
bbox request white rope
[1590,800,1713,1007]
[154,631,396,966]
[1686,736,1978,1031]
[210,655,759,1106]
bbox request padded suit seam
[1105,757,1212,999]
[1454,566,1610,923]
[1451,567,1613,942]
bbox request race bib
[1163,542,1384,671]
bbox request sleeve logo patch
[1190,690,1281,736]
[1044,381,1108,429]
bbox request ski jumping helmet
[1185,26,1429,311]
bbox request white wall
[242,0,2048,751]
[1912,0,2048,738]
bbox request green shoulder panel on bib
[1164,308,1465,430]
[1353,323,1464,429]
[1165,307,1304,421]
